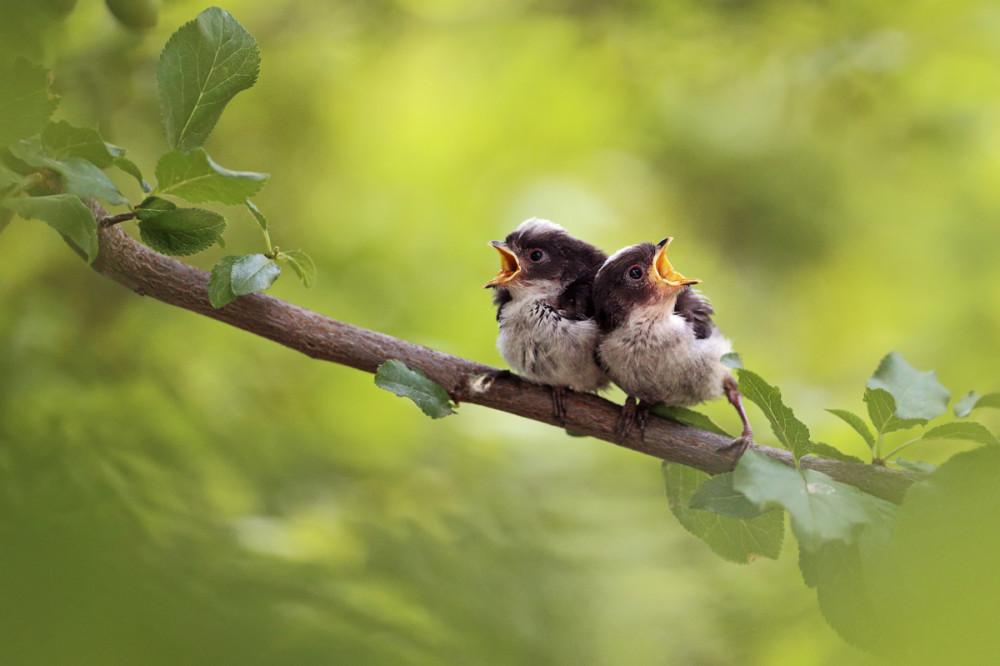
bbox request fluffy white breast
[598,304,731,406]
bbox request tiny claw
[720,435,752,462]
[614,397,650,442]
[550,386,568,424]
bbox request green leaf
[230,254,280,296]
[279,249,316,288]
[136,207,226,256]
[41,120,116,168]
[245,200,267,231]
[919,422,998,447]
[720,351,743,369]
[137,195,176,211]
[158,7,260,152]
[55,157,129,206]
[894,458,936,475]
[662,462,783,564]
[874,446,1000,660]
[155,148,267,205]
[864,387,926,436]
[2,194,98,263]
[0,208,13,235]
[105,0,159,30]
[733,449,895,552]
[797,509,894,652]
[688,472,769,519]
[207,255,240,308]
[8,139,127,206]
[954,391,1000,418]
[113,156,150,192]
[0,161,21,191]
[804,443,865,464]
[374,359,455,419]
[826,408,876,449]
[867,351,951,421]
[0,60,59,147]
[650,403,730,437]
[737,369,813,461]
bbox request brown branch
[84,214,918,504]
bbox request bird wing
[493,287,512,321]
[674,287,715,339]
[555,276,596,321]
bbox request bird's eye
[528,249,545,262]
[627,265,643,280]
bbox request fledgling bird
[484,218,609,421]
[593,237,753,452]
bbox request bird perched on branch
[592,237,753,452]
[484,218,609,421]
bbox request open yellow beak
[483,241,521,287]
[652,237,701,288]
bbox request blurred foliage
[3,0,1000,664]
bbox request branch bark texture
[87,221,917,504]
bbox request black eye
[528,249,545,262]
[627,265,643,280]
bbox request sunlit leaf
[721,351,743,369]
[136,207,225,256]
[207,255,240,308]
[733,449,894,552]
[867,351,950,422]
[663,462,783,563]
[245,200,267,231]
[864,387,926,436]
[688,472,769,519]
[280,249,316,288]
[826,409,876,449]
[230,254,280,296]
[158,7,260,151]
[920,422,997,447]
[2,193,98,262]
[954,391,1000,418]
[0,60,58,147]
[374,359,455,419]
[737,369,813,461]
[155,148,267,204]
[113,156,150,192]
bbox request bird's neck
[506,279,562,305]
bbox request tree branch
[84,216,918,504]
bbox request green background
[2,0,999,663]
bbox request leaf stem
[882,436,922,462]
[100,211,137,227]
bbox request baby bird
[484,218,609,421]
[592,237,753,452]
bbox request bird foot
[719,434,753,461]
[550,386,568,424]
[614,397,649,441]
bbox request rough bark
[85,219,918,504]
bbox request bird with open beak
[484,218,609,421]
[593,237,753,452]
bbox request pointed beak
[652,237,701,288]
[484,241,521,288]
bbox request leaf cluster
[0,7,314,306]
[662,351,1000,651]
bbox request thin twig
[99,211,136,227]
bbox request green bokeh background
[2,1,999,664]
